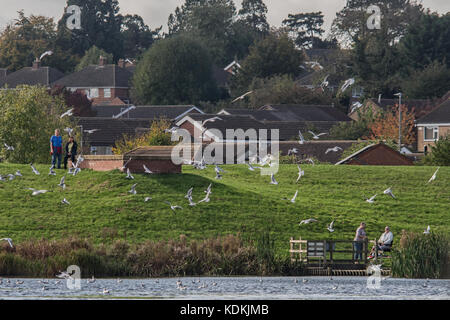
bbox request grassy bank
[0,163,448,263]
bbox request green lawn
[0,163,448,256]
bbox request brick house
[336,143,414,166]
[415,98,450,153]
[52,56,133,106]
[0,59,64,89]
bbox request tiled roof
[92,105,203,120]
[76,117,152,146]
[0,67,64,88]
[260,104,352,122]
[416,99,450,124]
[279,140,357,163]
[369,98,436,119]
[52,64,133,88]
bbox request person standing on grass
[64,136,78,170]
[354,222,367,262]
[50,129,63,169]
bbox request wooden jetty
[289,237,391,276]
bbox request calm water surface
[0,277,448,300]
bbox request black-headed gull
[296,165,305,183]
[383,187,396,199]
[365,194,377,203]
[327,221,335,233]
[427,168,439,184]
[1,238,14,248]
[325,146,343,154]
[309,131,328,140]
[299,218,318,225]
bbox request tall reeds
[391,231,449,279]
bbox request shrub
[422,135,450,166]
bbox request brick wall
[79,155,181,173]
[417,125,450,152]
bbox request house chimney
[32,58,41,70]
[99,56,107,66]
[118,59,125,68]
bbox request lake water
[0,277,448,300]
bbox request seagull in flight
[165,201,183,212]
[61,198,70,205]
[299,218,318,225]
[339,78,355,93]
[64,127,74,136]
[305,61,323,70]
[112,105,136,119]
[296,165,305,183]
[49,166,56,176]
[144,197,152,202]
[205,184,212,195]
[327,221,335,233]
[231,91,253,103]
[309,131,328,140]
[350,102,363,113]
[30,163,40,175]
[427,168,439,184]
[58,176,66,190]
[143,165,153,174]
[4,143,14,151]
[0,238,13,248]
[247,163,261,171]
[423,226,431,234]
[28,188,50,196]
[187,196,197,207]
[84,129,100,134]
[288,190,298,203]
[56,271,73,279]
[270,173,279,185]
[185,187,193,199]
[129,184,137,195]
[298,130,306,145]
[39,50,53,60]
[164,126,179,134]
[15,170,23,177]
[121,158,132,171]
[60,108,74,119]
[320,75,329,91]
[215,171,223,180]
[325,146,343,154]
[202,117,223,127]
[288,148,298,156]
[383,187,396,199]
[126,168,134,180]
[365,194,377,204]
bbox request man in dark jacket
[64,136,78,169]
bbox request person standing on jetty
[354,222,367,262]
[50,129,63,169]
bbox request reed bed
[0,234,304,278]
[391,231,449,279]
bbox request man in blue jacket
[50,129,63,169]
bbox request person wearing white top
[369,226,394,258]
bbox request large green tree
[0,86,75,164]
[57,0,124,60]
[131,35,219,105]
[282,12,325,48]
[121,14,162,59]
[231,32,304,94]
[0,11,77,73]
[401,61,450,99]
[167,0,237,65]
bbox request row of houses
[1,52,449,163]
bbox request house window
[424,127,438,141]
[90,146,97,155]
[352,87,364,98]
[90,88,99,98]
[104,88,111,98]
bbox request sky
[0,0,448,36]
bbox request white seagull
[165,201,183,212]
[39,50,53,60]
[143,165,153,174]
[59,176,66,190]
[64,127,74,136]
[4,143,14,151]
[185,187,193,199]
[365,194,377,204]
[126,168,134,180]
[144,197,152,202]
[288,148,298,156]
[112,105,136,119]
[270,173,278,185]
[325,146,343,154]
[383,187,396,199]
[231,91,253,103]
[30,163,40,175]
[327,221,335,233]
[28,188,49,196]
[60,108,74,119]
[15,170,23,177]
[61,198,70,205]
[121,158,132,171]
[296,165,305,183]
[202,117,223,127]
[423,226,431,234]
[339,78,355,93]
[427,168,439,184]
[129,184,137,195]
[289,190,298,203]
[84,129,99,134]
[0,238,14,248]
[299,218,318,225]
[309,131,328,140]
[298,130,306,145]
